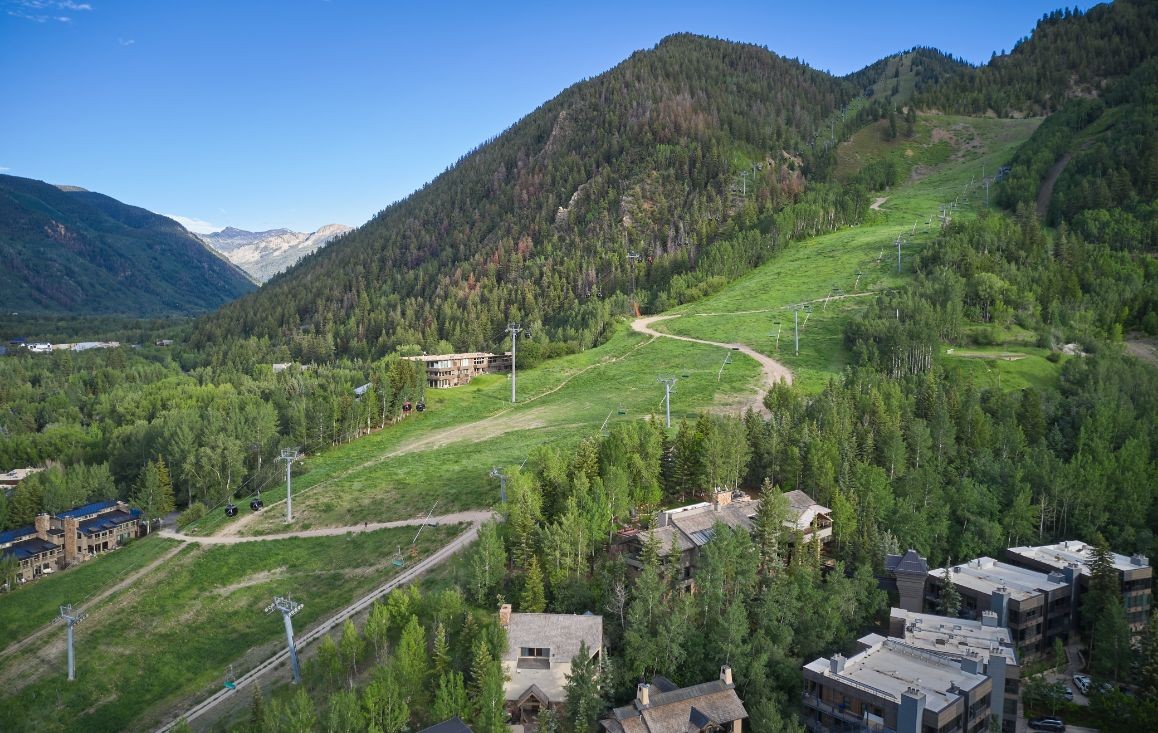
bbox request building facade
[888,608,1020,733]
[619,489,832,589]
[1005,540,1151,632]
[803,635,993,733]
[404,352,512,389]
[1,500,141,586]
[499,604,603,725]
[927,557,1075,660]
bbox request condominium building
[1005,540,1151,632]
[928,557,1075,659]
[403,352,512,389]
[888,608,1020,733]
[803,634,993,733]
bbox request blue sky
[0,0,1100,234]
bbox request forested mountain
[915,0,1158,116]
[999,57,1157,253]
[0,175,255,316]
[843,47,970,104]
[192,34,866,361]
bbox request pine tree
[248,685,265,733]
[563,641,604,732]
[940,571,962,618]
[431,620,452,678]
[362,666,409,733]
[519,555,547,612]
[753,480,790,576]
[284,688,318,732]
[432,670,468,722]
[469,638,507,733]
[1138,612,1158,697]
[395,615,428,707]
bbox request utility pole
[627,252,641,310]
[265,596,304,684]
[57,603,87,681]
[506,323,523,404]
[278,448,299,523]
[773,321,782,352]
[489,467,507,503]
[658,377,677,429]
[896,235,904,274]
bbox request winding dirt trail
[870,196,889,210]
[632,314,791,415]
[1037,152,1072,219]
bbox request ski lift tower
[56,603,87,681]
[265,596,304,684]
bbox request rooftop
[503,612,603,663]
[0,525,37,547]
[57,500,119,520]
[889,608,1018,666]
[886,549,930,576]
[805,636,988,713]
[929,557,1070,602]
[783,489,831,530]
[417,717,473,733]
[604,678,748,733]
[1007,540,1149,575]
[78,508,141,536]
[2,537,59,561]
[0,467,44,485]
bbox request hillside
[915,0,1158,116]
[0,175,255,316]
[192,34,864,360]
[199,224,352,282]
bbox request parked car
[1072,674,1091,694]
[1052,682,1074,701]
[1028,718,1066,732]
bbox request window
[519,647,549,658]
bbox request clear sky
[0,0,1100,234]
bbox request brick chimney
[636,682,650,708]
[713,488,732,509]
[499,603,512,628]
[34,513,50,541]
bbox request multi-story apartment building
[803,634,993,733]
[1005,540,1151,632]
[888,608,1020,733]
[927,557,1076,659]
[403,352,512,389]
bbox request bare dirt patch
[1125,338,1158,368]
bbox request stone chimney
[34,513,50,541]
[62,517,79,564]
[499,603,512,628]
[720,664,733,686]
[636,682,650,708]
[713,488,732,509]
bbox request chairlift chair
[225,503,238,517]
[415,401,425,412]
[402,400,412,413]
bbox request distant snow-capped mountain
[199,224,350,282]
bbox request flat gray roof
[929,557,1069,602]
[805,636,987,713]
[889,608,1018,666]
[1007,540,1149,576]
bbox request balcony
[802,693,891,732]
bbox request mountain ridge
[199,224,352,282]
[0,174,255,316]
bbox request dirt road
[160,510,496,545]
[632,314,792,415]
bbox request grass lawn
[939,345,1067,392]
[0,536,181,648]
[0,524,463,733]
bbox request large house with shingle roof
[619,489,832,589]
[602,666,748,733]
[499,604,603,725]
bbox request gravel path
[632,314,792,415]
[160,510,497,545]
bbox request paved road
[632,314,792,415]
[160,510,496,544]
[154,515,491,732]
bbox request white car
[1072,674,1091,694]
